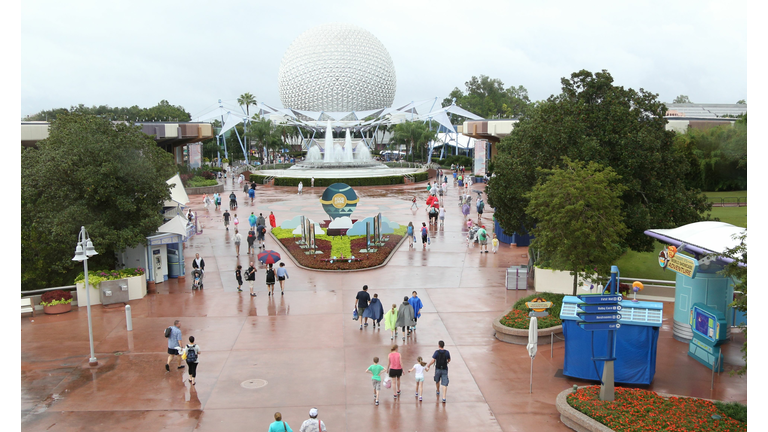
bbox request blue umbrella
[257,250,281,264]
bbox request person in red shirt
[387,344,403,399]
[269,211,276,230]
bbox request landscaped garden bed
[272,226,405,270]
[565,386,746,432]
[493,292,565,344]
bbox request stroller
[192,268,204,290]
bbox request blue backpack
[186,345,198,362]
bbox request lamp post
[73,226,98,367]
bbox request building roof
[664,103,746,119]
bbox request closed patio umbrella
[527,316,538,393]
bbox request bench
[21,298,35,317]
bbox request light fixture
[74,226,98,367]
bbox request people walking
[192,253,205,273]
[203,193,211,209]
[268,412,294,432]
[476,197,485,220]
[387,345,403,399]
[355,285,371,329]
[408,291,423,332]
[257,213,266,228]
[214,192,221,210]
[363,293,384,328]
[184,336,200,385]
[384,303,398,340]
[406,222,414,248]
[165,320,184,372]
[299,408,326,432]
[421,222,428,248]
[410,196,418,210]
[395,297,416,341]
[367,356,385,406]
[427,340,451,403]
[233,214,239,229]
[266,263,276,296]
[234,229,242,255]
[223,209,231,230]
[247,227,256,255]
[477,225,489,253]
[276,262,289,295]
[229,192,237,210]
[249,212,257,229]
[408,357,429,401]
[246,262,257,297]
[438,206,446,229]
[298,181,303,195]
[248,185,255,205]
[235,265,243,292]
[257,223,266,249]
[492,233,499,254]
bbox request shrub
[714,401,747,423]
[187,176,218,187]
[222,158,229,163]
[498,292,565,329]
[39,290,74,306]
[74,268,145,288]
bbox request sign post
[576,266,622,402]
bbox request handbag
[180,347,188,360]
[353,308,359,320]
[382,374,392,388]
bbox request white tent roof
[157,215,189,236]
[647,221,746,255]
[165,174,189,207]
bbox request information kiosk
[688,303,728,371]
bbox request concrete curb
[492,308,563,345]
[556,387,615,432]
[269,231,406,272]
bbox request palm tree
[237,93,257,117]
[391,121,437,163]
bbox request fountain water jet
[344,129,354,162]
[322,120,334,163]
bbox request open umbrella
[257,250,281,265]
[527,316,538,393]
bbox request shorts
[480,239,487,245]
[267,282,275,287]
[478,210,483,215]
[415,376,424,382]
[434,368,449,386]
[249,280,255,289]
[357,307,366,318]
[278,276,286,281]
[236,278,243,285]
[389,368,403,378]
[224,220,230,226]
[422,234,428,243]
[372,380,381,390]
[168,347,180,355]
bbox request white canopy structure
[157,215,190,237]
[165,174,189,207]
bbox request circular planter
[492,309,562,345]
[43,302,73,315]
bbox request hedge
[248,171,429,187]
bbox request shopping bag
[353,308,359,321]
[382,374,392,389]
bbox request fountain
[344,129,354,162]
[307,143,322,162]
[322,120,335,163]
[356,141,372,162]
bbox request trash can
[167,248,180,278]
[506,265,528,290]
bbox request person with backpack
[476,197,485,220]
[406,222,414,248]
[229,192,237,210]
[165,320,184,372]
[266,263,276,296]
[257,223,267,249]
[420,222,429,249]
[477,225,489,253]
[257,213,266,228]
[184,336,200,385]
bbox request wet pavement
[21,176,747,431]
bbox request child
[235,265,243,292]
[364,293,385,328]
[438,207,446,228]
[384,304,398,340]
[410,195,418,210]
[408,357,429,401]
[492,233,499,254]
[366,357,385,406]
[421,222,428,248]
[407,222,414,248]
[466,218,473,230]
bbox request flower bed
[499,292,565,330]
[274,228,404,271]
[566,386,746,432]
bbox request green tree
[246,116,284,164]
[442,75,531,120]
[487,69,710,252]
[673,95,692,104]
[672,118,747,190]
[21,113,176,290]
[237,93,257,117]
[391,121,438,162]
[736,99,746,105]
[526,159,627,295]
[24,101,190,122]
[713,232,746,375]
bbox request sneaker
[402,337,405,341]
[166,364,170,372]
[391,336,394,340]
[375,400,379,406]
[281,291,284,295]
[268,292,271,296]
[177,365,185,369]
[394,395,397,399]
[442,398,446,403]
[360,325,363,330]
[237,288,242,292]
[419,396,423,401]
[415,392,419,397]
[364,323,368,327]
[437,390,440,395]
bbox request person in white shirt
[408,357,429,401]
[299,408,326,432]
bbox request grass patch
[614,241,676,281]
[705,190,747,199]
[568,386,746,432]
[707,206,747,228]
[714,401,747,423]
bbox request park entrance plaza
[20,179,746,432]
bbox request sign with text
[578,304,622,313]
[579,322,621,331]
[578,313,622,323]
[577,295,622,304]
[667,253,698,278]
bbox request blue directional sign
[578,304,622,313]
[578,313,622,323]
[577,295,622,304]
[579,322,621,331]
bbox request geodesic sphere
[278,23,397,112]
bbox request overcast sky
[21,0,747,120]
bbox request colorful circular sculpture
[320,183,359,220]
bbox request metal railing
[618,277,676,301]
[22,285,77,297]
[708,197,747,207]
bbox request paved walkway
[21,176,747,431]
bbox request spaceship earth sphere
[278,23,397,112]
